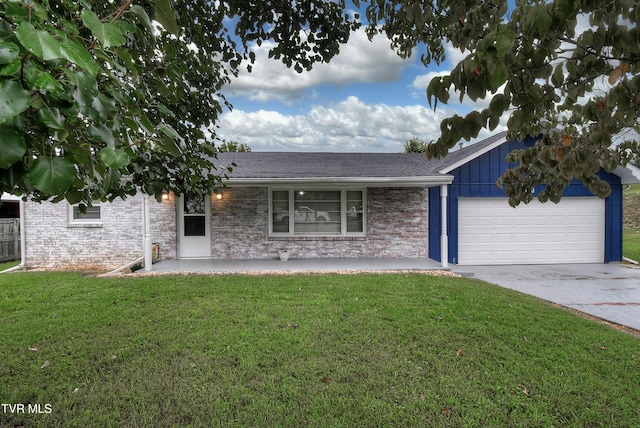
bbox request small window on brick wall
[69,203,102,226]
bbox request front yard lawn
[624,184,640,262]
[1,272,638,427]
[624,229,640,262]
[0,260,20,272]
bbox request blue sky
[214,27,505,153]
[212,4,627,154]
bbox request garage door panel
[477,216,495,227]
[477,234,495,244]
[530,235,548,244]
[495,234,512,244]
[458,197,604,265]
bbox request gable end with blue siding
[429,138,624,264]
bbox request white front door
[177,194,211,258]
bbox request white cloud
[224,29,413,102]
[410,70,450,100]
[216,96,458,152]
[216,29,511,153]
[444,42,468,68]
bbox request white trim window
[69,203,102,225]
[270,188,365,236]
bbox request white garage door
[458,197,605,265]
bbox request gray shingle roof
[213,152,443,179]
[212,131,510,181]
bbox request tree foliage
[403,137,430,153]
[0,0,357,203]
[360,0,639,205]
[217,140,251,153]
[2,0,637,207]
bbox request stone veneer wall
[24,194,175,270]
[210,187,428,260]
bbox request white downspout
[440,184,449,269]
[142,195,153,272]
[19,198,25,263]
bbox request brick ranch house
[14,132,640,271]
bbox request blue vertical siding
[429,139,624,263]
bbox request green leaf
[536,10,553,36]
[489,62,508,89]
[27,156,76,194]
[37,107,66,130]
[129,5,155,34]
[0,60,21,76]
[0,80,30,125]
[158,123,184,157]
[555,0,575,19]
[31,71,64,94]
[64,190,85,205]
[467,81,485,102]
[489,94,510,115]
[151,0,180,36]
[99,148,130,168]
[91,94,117,119]
[157,122,183,141]
[60,41,99,77]
[489,115,500,131]
[4,1,48,22]
[495,32,514,58]
[88,123,115,147]
[551,64,564,87]
[15,22,63,61]
[65,70,99,107]
[0,41,20,64]
[81,9,126,48]
[102,167,122,192]
[0,126,26,168]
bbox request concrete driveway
[455,264,640,331]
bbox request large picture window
[271,189,365,236]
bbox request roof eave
[225,176,454,187]
[438,134,508,174]
[614,164,640,185]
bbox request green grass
[624,183,640,261]
[623,229,640,262]
[625,183,640,196]
[0,260,20,272]
[1,272,639,427]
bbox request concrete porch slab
[146,257,444,274]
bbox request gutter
[0,198,26,274]
[225,176,455,187]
